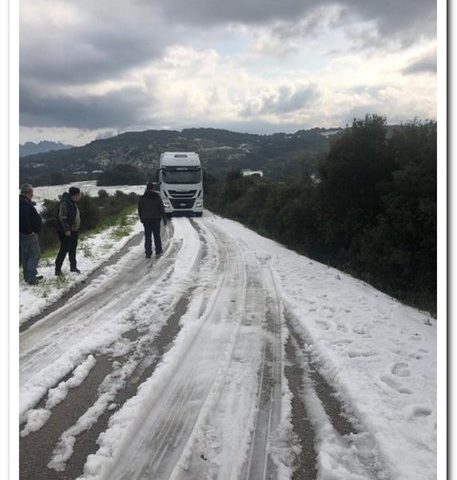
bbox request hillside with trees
[19,127,336,186]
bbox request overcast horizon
[20,0,437,147]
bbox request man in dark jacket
[19,184,43,285]
[138,182,167,258]
[55,186,82,275]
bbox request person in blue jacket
[19,184,43,285]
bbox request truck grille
[170,199,196,209]
[168,190,197,198]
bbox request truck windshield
[162,168,201,184]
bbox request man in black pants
[55,186,82,275]
[138,182,167,258]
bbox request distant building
[310,173,321,184]
[241,169,263,178]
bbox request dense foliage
[206,116,437,313]
[96,164,147,186]
[39,190,139,252]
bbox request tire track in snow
[20,219,212,480]
[283,333,318,480]
[19,239,181,409]
[285,308,390,480]
[19,219,202,420]
[242,266,283,480]
[178,217,289,480]
[90,224,246,480]
[19,228,144,333]
[20,292,195,480]
[20,355,113,480]
[20,234,177,364]
[20,221,174,332]
[169,257,284,480]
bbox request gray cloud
[20,82,155,129]
[156,0,313,26]
[402,49,437,75]
[21,30,164,86]
[271,7,348,40]
[20,6,175,85]
[259,85,319,115]
[157,0,436,45]
[350,0,436,42]
[339,105,384,126]
[21,0,435,88]
[240,85,319,118]
[95,130,120,140]
[19,0,436,138]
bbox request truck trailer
[158,152,203,217]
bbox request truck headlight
[163,201,171,207]
[195,201,203,207]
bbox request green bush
[38,190,139,253]
[96,164,145,186]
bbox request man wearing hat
[19,183,43,285]
[55,186,82,275]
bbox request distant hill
[19,127,343,186]
[20,141,74,158]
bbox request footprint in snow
[348,350,377,358]
[319,305,335,319]
[353,324,367,335]
[410,354,423,360]
[332,339,353,346]
[380,375,412,394]
[409,406,432,419]
[391,362,411,377]
[315,319,330,330]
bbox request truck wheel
[195,212,203,217]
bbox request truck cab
[159,152,203,217]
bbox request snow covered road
[20,213,437,480]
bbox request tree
[355,120,437,309]
[97,164,145,186]
[318,115,394,260]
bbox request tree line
[205,115,437,314]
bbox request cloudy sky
[19,0,437,146]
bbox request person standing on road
[19,184,43,285]
[138,182,167,259]
[55,186,82,276]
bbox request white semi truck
[158,152,204,217]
